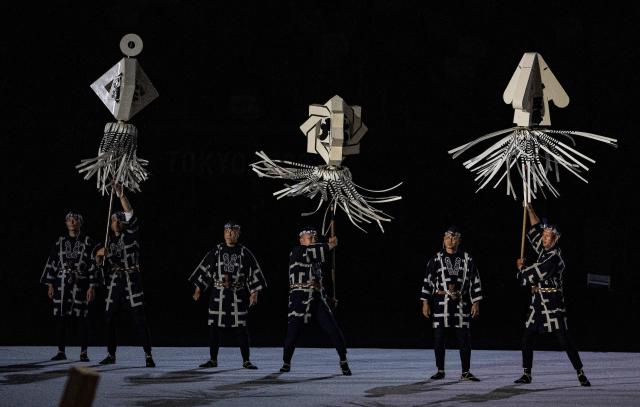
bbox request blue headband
[541,223,561,238]
[299,228,317,237]
[224,222,241,230]
[444,226,461,238]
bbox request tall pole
[330,215,337,305]
[520,162,528,259]
[520,203,527,259]
[102,187,115,261]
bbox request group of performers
[42,184,155,367]
[420,206,590,386]
[42,189,588,385]
[187,223,350,375]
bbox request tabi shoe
[514,373,532,384]
[50,351,67,361]
[145,353,156,368]
[99,354,116,365]
[243,361,258,370]
[430,370,445,380]
[577,370,591,387]
[199,360,218,368]
[279,363,291,373]
[340,360,352,376]
[460,371,480,381]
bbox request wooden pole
[520,203,527,259]
[520,163,529,259]
[101,187,115,262]
[330,216,337,305]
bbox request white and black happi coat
[189,244,266,328]
[421,250,483,328]
[517,224,568,333]
[41,233,97,317]
[287,243,332,324]
[101,213,146,316]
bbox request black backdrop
[1,1,638,352]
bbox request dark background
[1,1,638,352]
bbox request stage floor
[1,347,638,406]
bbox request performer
[421,226,482,381]
[514,205,590,386]
[41,211,97,361]
[189,220,266,369]
[280,227,351,375]
[95,184,155,367]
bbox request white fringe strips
[251,151,402,233]
[448,127,617,203]
[76,122,149,195]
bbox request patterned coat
[287,243,332,324]
[41,233,97,317]
[517,223,568,333]
[189,243,266,328]
[421,250,483,328]
[100,213,146,317]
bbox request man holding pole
[95,184,155,367]
[279,226,351,375]
[514,205,590,386]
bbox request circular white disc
[120,34,143,57]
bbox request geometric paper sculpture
[76,34,158,194]
[251,95,401,232]
[448,52,617,203]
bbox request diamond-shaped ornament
[91,58,158,121]
[90,34,158,122]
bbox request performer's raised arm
[115,183,133,214]
[526,204,540,226]
[521,204,544,257]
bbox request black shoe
[430,370,445,380]
[243,361,258,370]
[340,360,352,376]
[577,370,591,387]
[514,373,532,384]
[79,352,90,362]
[99,354,116,365]
[199,360,217,368]
[145,354,156,368]
[460,371,480,382]
[279,363,291,373]
[50,352,67,361]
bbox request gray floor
[1,347,638,406]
